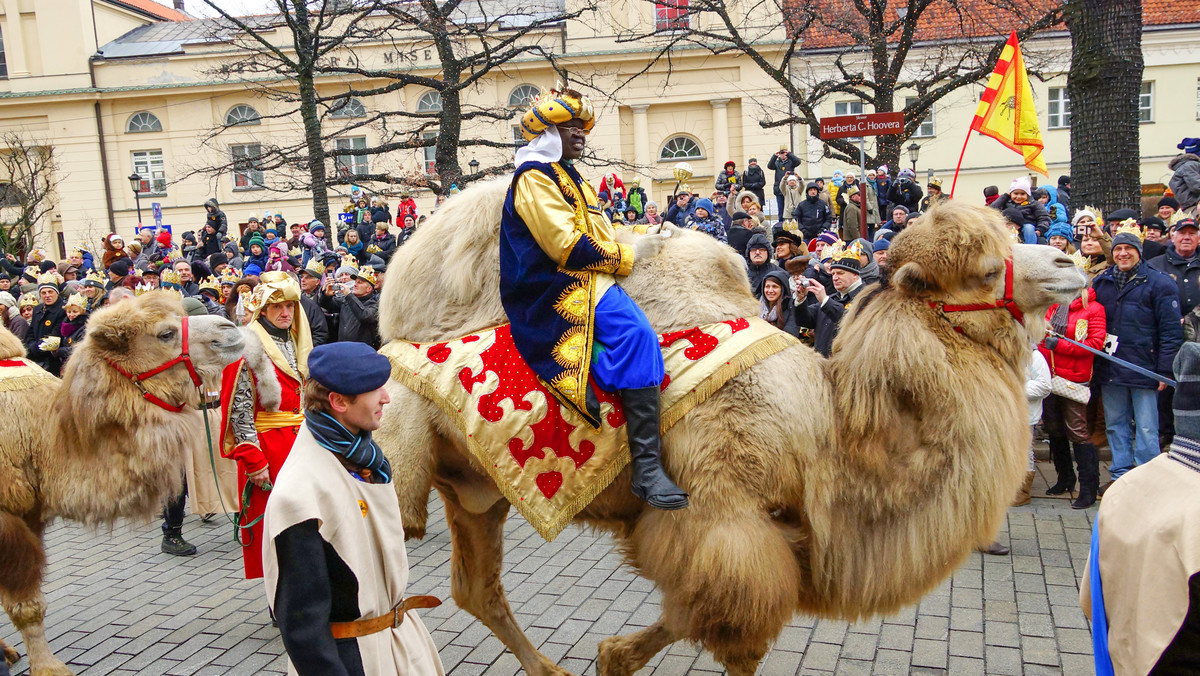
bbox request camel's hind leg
[440,487,569,676]
[2,594,72,676]
[0,513,71,676]
[596,620,677,676]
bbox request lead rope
[197,386,266,548]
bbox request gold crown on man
[820,240,846,262]
[36,271,59,287]
[160,268,182,286]
[1113,219,1144,241]
[303,257,325,278]
[519,84,595,142]
[340,254,359,270]
[353,266,378,287]
[199,277,220,294]
[219,268,240,285]
[832,240,863,264]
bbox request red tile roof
[104,0,190,22]
[786,0,1199,50]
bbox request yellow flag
[972,31,1048,177]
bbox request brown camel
[375,179,1086,675]
[0,292,244,676]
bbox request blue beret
[307,343,391,395]
[872,238,890,251]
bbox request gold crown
[518,85,595,142]
[820,240,845,262]
[780,219,799,232]
[1069,249,1087,270]
[1078,206,1104,227]
[353,266,378,287]
[832,240,863,263]
[303,257,325,277]
[289,246,302,257]
[199,277,220,293]
[19,292,38,309]
[366,243,382,254]
[134,281,154,296]
[84,270,106,286]
[64,293,87,310]
[928,177,943,189]
[219,268,240,285]
[672,163,693,184]
[36,271,59,287]
[160,268,182,286]
[1113,219,1144,241]
[340,254,359,270]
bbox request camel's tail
[0,511,45,600]
[0,324,24,360]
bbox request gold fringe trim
[0,373,58,392]
[661,332,797,430]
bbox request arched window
[508,84,540,108]
[330,97,366,119]
[126,112,163,133]
[417,91,443,113]
[659,135,703,160]
[225,105,261,126]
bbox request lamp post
[128,173,144,230]
[907,143,921,173]
[468,158,479,177]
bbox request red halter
[929,257,1025,326]
[106,315,204,413]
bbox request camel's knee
[4,596,47,630]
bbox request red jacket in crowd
[396,198,418,225]
[1038,288,1107,384]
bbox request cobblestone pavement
[4,461,1097,675]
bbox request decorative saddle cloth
[0,357,58,391]
[381,317,796,540]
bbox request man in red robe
[218,271,313,579]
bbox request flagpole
[949,128,972,198]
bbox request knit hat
[890,205,910,216]
[695,198,714,215]
[897,168,915,181]
[309,220,326,234]
[243,263,263,277]
[1057,175,1071,188]
[1009,176,1032,195]
[1158,196,1180,211]
[1001,207,1026,227]
[1072,207,1101,226]
[872,238,890,251]
[747,233,771,252]
[1174,342,1200,440]
[1046,223,1074,241]
[181,297,207,317]
[1180,137,1200,155]
[816,231,839,246]
[208,252,229,270]
[264,228,278,237]
[335,264,359,279]
[248,234,266,250]
[109,258,132,277]
[1111,229,1144,256]
[828,242,863,274]
[156,231,171,247]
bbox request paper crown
[365,243,382,254]
[928,177,943,189]
[1077,206,1104,227]
[1113,219,1144,241]
[160,268,182,286]
[288,246,302,257]
[820,240,846,262]
[71,241,91,255]
[780,219,799,232]
[353,266,378,287]
[340,254,359,270]
[219,268,241,285]
[83,270,106,286]
[64,293,87,310]
[832,240,864,264]
[518,85,595,142]
[18,292,38,309]
[1069,249,1087,270]
[198,277,220,294]
[302,258,325,277]
[36,271,59,288]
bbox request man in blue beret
[263,343,444,675]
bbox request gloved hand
[38,337,60,352]
[633,230,671,262]
[1043,336,1059,351]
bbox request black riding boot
[1045,436,1076,495]
[1072,442,1099,510]
[621,386,689,511]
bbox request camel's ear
[87,317,135,354]
[890,261,940,296]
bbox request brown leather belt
[329,596,441,640]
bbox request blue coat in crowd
[1091,263,1183,390]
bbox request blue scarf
[345,240,364,256]
[307,410,391,483]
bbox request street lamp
[907,143,921,172]
[468,158,479,175]
[128,173,144,229]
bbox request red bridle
[929,257,1025,326]
[106,315,204,413]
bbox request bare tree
[612,0,1065,169]
[1064,0,1142,214]
[0,132,62,257]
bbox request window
[0,182,23,207]
[330,97,366,119]
[1139,81,1153,123]
[512,125,527,148]
[225,105,261,126]
[417,92,443,113]
[905,97,935,137]
[126,112,163,133]
[659,135,703,161]
[655,0,689,31]
[0,27,7,78]
[1047,87,1070,129]
[231,143,264,189]
[334,137,368,177]
[422,132,437,173]
[131,150,167,194]
[834,101,864,116]
[508,84,540,108]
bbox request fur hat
[783,257,809,275]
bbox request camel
[374,178,1086,675]
[0,292,244,676]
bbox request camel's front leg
[2,638,18,672]
[439,486,571,676]
[2,594,73,676]
[597,620,678,676]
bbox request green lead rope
[198,391,268,548]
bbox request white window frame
[126,111,163,133]
[511,125,527,148]
[658,135,704,161]
[1047,87,1071,129]
[231,143,265,190]
[1139,81,1153,123]
[508,84,540,108]
[654,0,690,31]
[330,97,367,119]
[0,26,8,79]
[417,91,443,113]
[422,132,437,174]
[131,150,167,195]
[904,97,935,137]
[334,136,368,177]
[225,104,261,126]
[835,100,864,116]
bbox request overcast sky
[183,0,280,17]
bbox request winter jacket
[727,224,764,259]
[687,212,728,243]
[840,199,863,243]
[756,270,799,337]
[1091,263,1183,389]
[627,186,647,215]
[743,164,767,201]
[875,176,892,213]
[796,280,864,357]
[745,233,782,297]
[1148,244,1200,316]
[203,198,228,238]
[793,185,833,239]
[918,192,948,213]
[854,181,880,226]
[1169,153,1200,211]
[367,231,397,262]
[663,199,696,227]
[369,205,392,224]
[396,198,418,225]
[715,169,741,196]
[1026,350,1052,425]
[990,194,1051,232]
[25,299,66,375]
[767,152,802,195]
[886,178,923,212]
[321,290,380,348]
[780,176,804,220]
[199,227,223,259]
[299,295,329,347]
[1038,289,1107,383]
[1040,185,1069,228]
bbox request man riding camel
[500,86,688,510]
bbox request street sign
[819,112,904,140]
[151,202,163,226]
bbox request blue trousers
[591,285,664,391]
[1021,223,1038,244]
[1101,384,1160,479]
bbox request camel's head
[84,291,244,392]
[889,201,1085,346]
